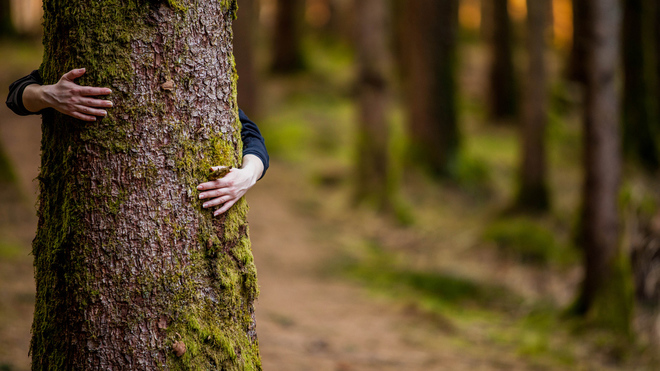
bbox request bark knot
[161,80,175,91]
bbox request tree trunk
[488,0,518,121]
[622,0,659,170]
[516,0,550,211]
[575,0,632,335]
[656,0,660,118]
[480,0,494,42]
[33,1,261,369]
[402,0,460,177]
[271,0,305,73]
[567,0,589,83]
[0,0,14,36]
[234,0,259,116]
[354,0,391,210]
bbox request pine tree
[32,1,261,369]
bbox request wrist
[22,84,49,113]
[241,154,264,186]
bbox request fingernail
[197,185,202,190]
[102,111,107,116]
[214,211,220,216]
[203,203,208,208]
[108,101,113,107]
[199,194,204,199]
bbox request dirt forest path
[248,164,517,371]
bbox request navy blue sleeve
[6,70,43,116]
[239,108,269,180]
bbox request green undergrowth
[483,216,579,267]
[335,243,521,314]
[331,241,650,369]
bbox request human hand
[197,156,263,216]
[29,68,113,121]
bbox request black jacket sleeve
[6,70,43,116]
[239,109,269,180]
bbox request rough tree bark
[402,0,460,177]
[622,0,659,170]
[271,0,305,73]
[488,0,518,121]
[32,0,261,369]
[354,0,391,210]
[575,0,632,334]
[516,0,550,211]
[234,0,259,116]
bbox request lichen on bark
[32,0,260,369]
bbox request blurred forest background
[1,0,660,369]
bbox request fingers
[75,104,107,117]
[70,111,98,122]
[78,86,113,96]
[78,97,113,108]
[215,199,237,216]
[202,195,233,209]
[199,188,228,200]
[197,178,233,191]
[62,68,86,81]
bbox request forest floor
[1,38,659,370]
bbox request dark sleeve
[239,108,269,180]
[6,70,44,116]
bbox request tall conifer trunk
[656,0,660,117]
[622,0,659,170]
[33,1,261,369]
[0,0,13,36]
[271,0,304,73]
[488,0,518,121]
[354,0,391,210]
[567,0,589,83]
[402,0,460,177]
[575,0,632,334]
[516,0,549,211]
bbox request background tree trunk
[234,0,260,116]
[488,0,518,121]
[575,0,632,335]
[354,0,391,211]
[0,0,14,37]
[271,0,305,73]
[567,0,589,83]
[33,1,261,369]
[516,0,550,211]
[480,0,494,42]
[622,0,659,170]
[402,0,460,177]
[656,0,660,118]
